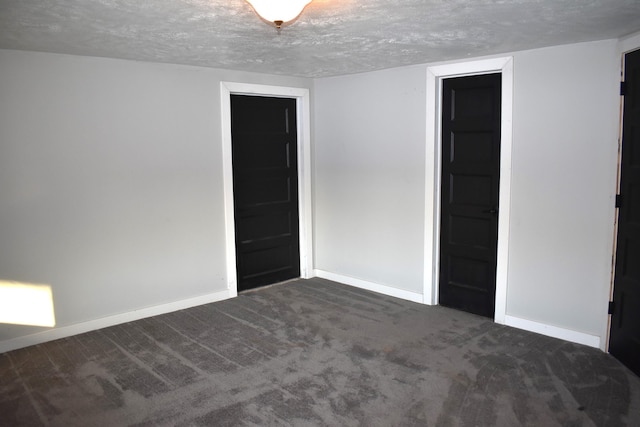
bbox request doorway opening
[424,57,513,323]
[231,95,300,292]
[438,73,502,318]
[220,83,313,296]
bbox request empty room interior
[1,0,640,425]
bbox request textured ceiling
[1,0,640,78]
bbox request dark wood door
[439,73,502,318]
[231,95,300,292]
[610,49,640,376]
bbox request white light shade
[246,0,312,25]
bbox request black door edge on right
[609,48,640,376]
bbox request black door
[231,95,300,292]
[610,49,640,376]
[439,73,502,318]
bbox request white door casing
[220,82,313,296]
[424,57,514,324]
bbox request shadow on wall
[0,280,56,327]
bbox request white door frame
[423,57,514,324]
[220,82,313,297]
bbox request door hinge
[620,81,627,96]
[608,301,615,315]
[616,194,623,208]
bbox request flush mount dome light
[246,0,312,29]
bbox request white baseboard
[0,289,233,354]
[504,315,601,349]
[2,281,602,354]
[314,270,424,304]
[313,271,601,349]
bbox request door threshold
[239,277,302,294]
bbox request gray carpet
[1,278,639,426]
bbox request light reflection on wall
[0,280,56,327]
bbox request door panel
[610,49,640,376]
[231,95,300,292]
[439,73,501,318]
[452,132,495,162]
[449,215,492,247]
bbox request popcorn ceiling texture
[0,0,639,77]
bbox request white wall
[313,66,427,296]
[0,49,311,350]
[507,40,620,346]
[0,36,630,352]
[313,39,621,348]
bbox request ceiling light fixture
[246,0,312,29]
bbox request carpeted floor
[1,278,639,426]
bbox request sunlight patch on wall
[0,280,56,327]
